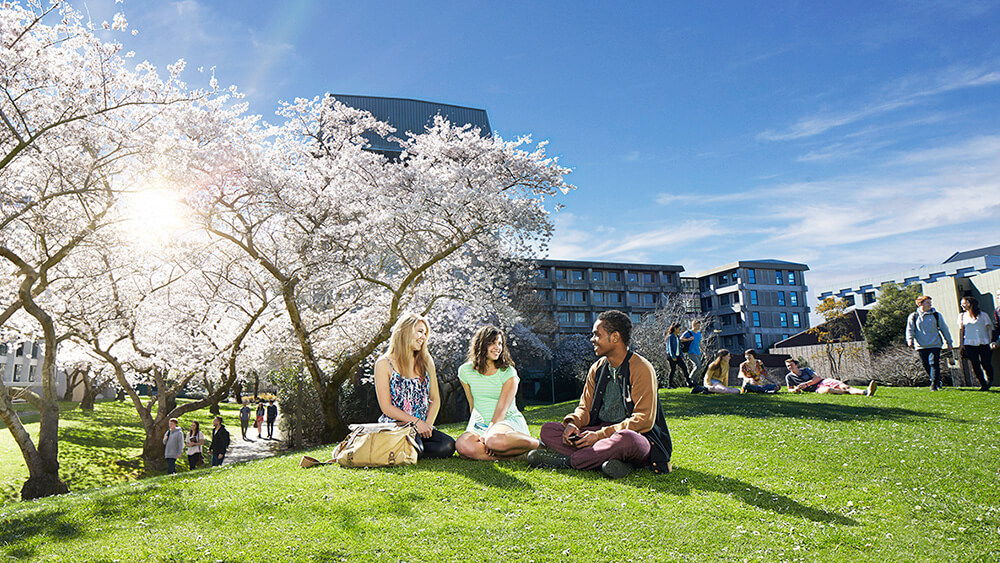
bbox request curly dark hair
[598,310,631,346]
[467,325,514,373]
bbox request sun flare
[122,187,186,243]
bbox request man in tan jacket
[528,310,672,479]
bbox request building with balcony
[694,260,811,353]
[814,244,1000,309]
[532,259,685,341]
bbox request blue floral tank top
[377,367,429,423]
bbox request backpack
[680,339,691,353]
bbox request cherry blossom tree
[0,1,221,498]
[187,95,574,441]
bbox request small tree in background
[809,297,858,377]
[631,300,714,386]
[863,283,923,354]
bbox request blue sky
[90,0,1000,303]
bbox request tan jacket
[563,352,658,441]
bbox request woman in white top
[958,296,994,391]
[185,421,205,470]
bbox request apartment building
[695,260,811,353]
[532,259,685,340]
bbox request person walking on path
[530,310,672,479]
[162,418,184,474]
[185,421,205,470]
[266,401,278,439]
[906,295,953,391]
[254,402,265,439]
[681,320,703,381]
[210,416,231,467]
[958,296,994,391]
[238,402,251,440]
[664,323,691,388]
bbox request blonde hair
[386,313,432,380]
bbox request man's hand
[574,431,600,448]
[561,423,579,446]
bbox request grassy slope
[0,389,998,562]
[0,400,245,502]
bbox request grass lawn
[0,388,998,562]
[0,400,245,502]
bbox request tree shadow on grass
[0,508,81,559]
[60,425,137,449]
[628,466,857,526]
[525,393,967,425]
[400,458,534,491]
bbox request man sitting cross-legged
[528,310,672,479]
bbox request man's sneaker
[601,459,636,480]
[526,448,571,469]
[866,381,878,397]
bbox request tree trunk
[319,380,346,442]
[233,381,243,404]
[142,418,168,475]
[80,371,96,411]
[209,400,220,415]
[253,373,259,401]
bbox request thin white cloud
[623,151,640,162]
[547,214,722,263]
[758,65,1000,142]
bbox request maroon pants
[540,421,650,471]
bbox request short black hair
[598,310,631,346]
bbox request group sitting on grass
[368,309,882,479]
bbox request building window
[643,293,655,305]
[788,271,796,285]
[15,344,23,357]
[27,365,35,383]
[750,290,758,305]
[719,273,728,285]
[777,291,785,306]
[12,364,21,383]
[755,334,763,349]
[844,294,855,306]
[536,269,548,279]
[863,292,876,305]
[775,270,783,285]
[628,272,638,283]
[664,272,673,284]
[781,334,789,341]
[700,278,710,292]
[732,270,739,280]
[592,271,603,282]
[593,292,604,303]
[556,290,567,302]
[790,292,798,306]
[792,313,801,328]
[572,291,586,303]
[628,293,639,304]
[752,312,761,327]
[607,272,621,282]
[630,313,642,324]
[0,343,6,356]
[780,312,788,328]
[536,289,549,301]
[747,269,756,284]
[701,297,713,311]
[555,269,566,280]
[574,312,587,324]
[571,270,584,282]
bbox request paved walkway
[222,415,285,465]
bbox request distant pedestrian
[266,400,278,439]
[238,402,251,440]
[210,416,230,467]
[664,323,691,388]
[162,418,184,474]
[681,320,703,380]
[905,295,953,391]
[185,421,205,470]
[255,402,265,439]
[958,296,994,391]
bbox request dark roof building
[331,94,491,158]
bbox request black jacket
[210,425,230,454]
[266,404,278,421]
[588,350,672,474]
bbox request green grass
[0,388,998,562]
[0,400,245,502]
